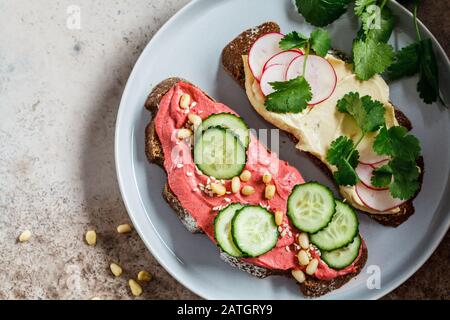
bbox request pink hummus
[154,81,363,280]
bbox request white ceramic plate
[115,0,450,299]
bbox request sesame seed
[186,172,193,177]
[278,226,283,233]
[224,198,231,203]
[190,102,198,108]
[193,188,199,192]
[176,163,184,168]
[285,246,291,252]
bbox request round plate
[115,0,450,299]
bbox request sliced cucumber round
[232,206,278,257]
[201,113,250,148]
[287,182,336,233]
[310,200,359,251]
[214,203,245,257]
[321,235,362,270]
[194,127,247,179]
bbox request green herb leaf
[373,126,421,162]
[334,159,359,186]
[279,31,308,50]
[265,76,312,113]
[353,38,394,80]
[327,136,360,167]
[371,164,392,188]
[387,42,420,80]
[295,0,351,27]
[354,0,376,17]
[359,6,395,44]
[417,39,441,104]
[337,92,385,133]
[310,28,331,57]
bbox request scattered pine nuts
[85,230,97,246]
[306,258,319,275]
[274,211,283,226]
[137,271,153,282]
[297,250,310,266]
[265,185,276,200]
[241,185,255,196]
[18,230,31,243]
[117,224,132,234]
[110,263,123,277]
[240,170,252,182]
[188,113,202,130]
[211,183,226,196]
[291,270,306,284]
[231,176,241,194]
[179,94,191,109]
[298,233,310,250]
[262,172,272,184]
[177,128,192,140]
[128,279,143,297]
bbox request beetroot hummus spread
[154,81,363,279]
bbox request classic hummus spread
[154,81,364,279]
[243,55,400,214]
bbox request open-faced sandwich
[145,78,368,297]
[222,22,424,227]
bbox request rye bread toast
[221,22,424,227]
[144,77,368,297]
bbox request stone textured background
[0,0,448,300]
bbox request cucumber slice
[287,182,336,233]
[201,113,250,148]
[232,206,278,257]
[194,127,246,179]
[214,203,245,257]
[321,235,362,270]
[310,200,359,251]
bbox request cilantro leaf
[353,38,394,80]
[417,39,441,104]
[373,126,421,161]
[387,42,419,80]
[327,136,360,186]
[371,164,392,188]
[354,0,376,17]
[376,158,420,200]
[334,159,359,186]
[337,92,385,133]
[279,31,308,50]
[265,76,312,113]
[295,0,351,27]
[359,6,395,44]
[310,28,331,57]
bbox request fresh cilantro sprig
[295,0,352,27]
[264,29,331,113]
[326,92,385,185]
[371,126,422,199]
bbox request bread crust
[221,22,424,228]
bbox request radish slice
[263,50,302,72]
[355,182,406,212]
[359,154,390,166]
[248,33,284,81]
[356,162,389,191]
[260,64,286,96]
[285,55,337,105]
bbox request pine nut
[110,263,123,277]
[298,233,310,250]
[274,211,283,226]
[128,279,143,297]
[265,185,276,200]
[177,128,192,140]
[241,185,255,196]
[240,170,252,182]
[306,258,319,275]
[18,230,31,243]
[117,224,132,234]
[297,250,310,266]
[188,113,202,130]
[211,183,226,196]
[179,94,191,109]
[137,271,153,282]
[262,172,272,184]
[231,176,241,194]
[291,270,306,284]
[85,230,97,246]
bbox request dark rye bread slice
[222,22,424,227]
[144,77,367,297]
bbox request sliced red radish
[356,162,389,191]
[285,55,337,105]
[355,182,406,212]
[359,154,390,166]
[263,50,303,72]
[260,64,286,96]
[248,33,284,81]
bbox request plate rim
[114,0,450,300]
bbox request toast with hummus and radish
[222,22,424,227]
[145,78,368,297]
